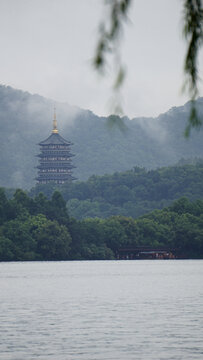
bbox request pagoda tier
[36,173,76,182]
[36,163,76,169]
[36,115,76,184]
[37,152,74,157]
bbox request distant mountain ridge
[0,84,203,189]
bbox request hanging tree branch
[93,0,203,135]
[183,0,203,136]
[93,0,131,120]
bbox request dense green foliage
[0,85,203,189]
[30,162,203,219]
[0,188,203,261]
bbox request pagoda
[36,110,76,184]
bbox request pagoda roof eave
[38,132,72,146]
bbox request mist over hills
[0,84,203,189]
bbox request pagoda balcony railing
[37,171,73,176]
[37,168,73,173]
[36,174,74,180]
[37,153,75,158]
[37,162,76,168]
[37,176,73,180]
[40,143,73,149]
[36,180,73,184]
[38,167,73,171]
[38,157,74,161]
[38,151,75,156]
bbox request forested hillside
[30,162,203,219]
[0,188,202,261]
[0,85,203,189]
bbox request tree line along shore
[0,187,202,261]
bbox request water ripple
[0,260,203,360]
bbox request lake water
[0,260,203,360]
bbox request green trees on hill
[0,187,203,261]
[0,189,72,261]
[30,162,203,219]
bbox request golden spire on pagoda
[52,107,58,133]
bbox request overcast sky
[0,0,203,118]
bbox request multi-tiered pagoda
[36,111,76,184]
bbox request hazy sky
[0,0,203,118]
